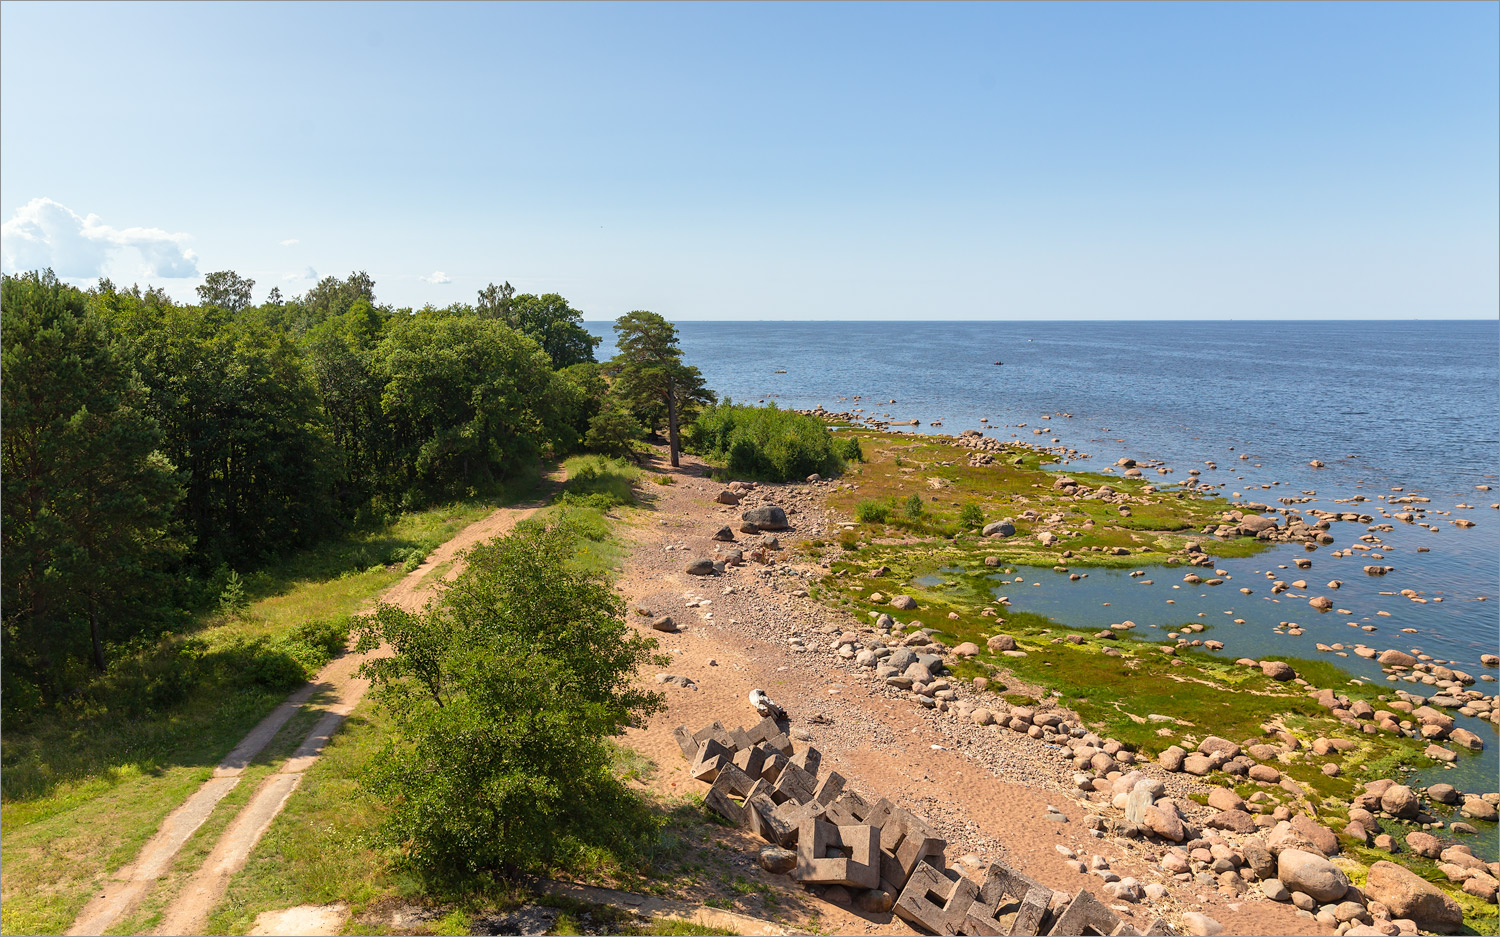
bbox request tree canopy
[607,311,713,467]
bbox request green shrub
[904,493,926,520]
[854,500,890,524]
[958,503,984,528]
[353,516,664,885]
[560,454,639,509]
[837,435,863,462]
[685,403,844,482]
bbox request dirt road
[67,471,563,937]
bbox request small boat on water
[774,369,787,373]
[993,361,1003,365]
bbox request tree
[196,270,256,313]
[499,292,600,370]
[374,311,559,503]
[2,271,181,683]
[608,311,713,467]
[475,280,516,319]
[353,515,664,882]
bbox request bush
[353,516,664,884]
[837,435,863,462]
[685,403,844,482]
[904,493,926,520]
[959,503,984,528]
[855,500,890,524]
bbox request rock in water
[741,505,789,530]
[1363,861,1463,933]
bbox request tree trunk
[89,604,105,672]
[666,371,680,467]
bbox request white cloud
[0,197,199,279]
[421,270,452,285]
[283,266,318,282]
[279,238,300,247]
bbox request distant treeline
[0,268,707,711]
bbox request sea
[587,320,1500,792]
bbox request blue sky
[2,1,1495,319]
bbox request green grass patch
[0,479,543,937]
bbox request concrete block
[693,721,736,751]
[867,799,948,889]
[794,819,882,890]
[895,859,978,936]
[790,745,822,776]
[1045,890,1126,937]
[703,763,757,827]
[813,770,847,807]
[825,790,875,827]
[746,715,792,753]
[1131,919,1171,936]
[760,749,789,782]
[773,761,817,805]
[772,798,826,844]
[730,725,754,752]
[732,745,768,779]
[690,738,733,783]
[964,860,1052,936]
[748,792,799,847]
[672,725,700,760]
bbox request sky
[1,1,1496,320]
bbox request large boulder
[1377,649,1418,668]
[890,595,917,610]
[1277,849,1350,903]
[1158,746,1187,772]
[982,520,1016,537]
[741,505,789,530]
[987,634,1017,652]
[685,558,718,576]
[1260,660,1296,681]
[1143,800,1187,842]
[1363,861,1463,933]
[1238,514,1278,535]
[1380,784,1420,819]
[1206,809,1257,834]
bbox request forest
[0,269,711,718]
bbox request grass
[0,478,543,937]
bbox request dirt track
[66,470,564,937]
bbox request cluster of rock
[1096,764,1487,934]
[674,717,1175,936]
[1311,685,1491,750]
[1205,509,1335,547]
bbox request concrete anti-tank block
[964,860,1052,936]
[1045,889,1129,937]
[703,763,757,827]
[794,819,882,890]
[690,739,733,783]
[894,860,978,936]
[824,790,874,826]
[867,798,947,889]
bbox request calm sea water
[589,320,1500,788]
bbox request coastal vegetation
[685,402,845,482]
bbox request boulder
[1363,861,1463,933]
[716,490,742,505]
[712,525,735,541]
[741,505,789,530]
[982,520,1016,537]
[1159,746,1186,772]
[1198,736,1242,758]
[651,615,678,632]
[855,887,895,914]
[1183,754,1214,776]
[952,642,980,658]
[1242,840,1276,880]
[1380,785,1419,819]
[890,595,917,610]
[1181,912,1224,937]
[1405,831,1442,859]
[1143,800,1186,842]
[986,634,1017,652]
[1277,848,1350,903]
[1290,813,1339,856]
[758,845,797,874]
[1248,764,1282,783]
[685,558,717,576]
[1208,788,1247,813]
[1377,649,1419,668]
[1260,660,1296,681]
[1263,878,1290,901]
[1206,809,1257,834]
